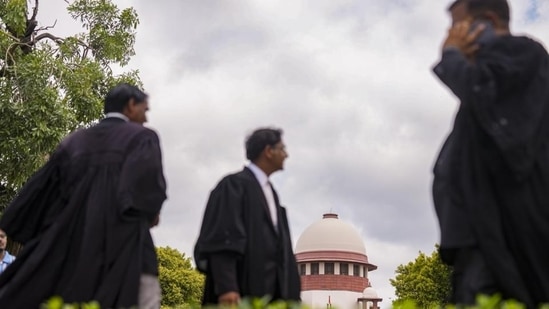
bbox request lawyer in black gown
[432,0,549,306]
[0,84,167,308]
[194,128,301,306]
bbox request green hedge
[42,295,549,309]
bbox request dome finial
[323,213,338,219]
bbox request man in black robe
[432,0,549,306]
[0,83,167,308]
[194,128,301,306]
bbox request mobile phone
[469,20,496,46]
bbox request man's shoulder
[485,35,548,58]
[223,167,253,181]
[103,121,159,138]
[213,168,253,190]
[62,122,159,145]
[508,34,545,46]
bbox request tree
[0,0,141,211]
[390,245,452,308]
[157,246,205,308]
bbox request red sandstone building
[295,213,383,308]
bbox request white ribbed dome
[363,287,379,298]
[295,213,366,255]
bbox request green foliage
[394,294,549,309]
[67,0,138,65]
[157,246,205,308]
[0,184,15,212]
[41,294,549,309]
[4,0,27,36]
[0,0,141,211]
[42,296,100,309]
[170,297,308,309]
[199,297,307,309]
[42,296,309,309]
[390,245,452,308]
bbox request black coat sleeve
[194,175,247,296]
[433,47,474,101]
[434,37,549,175]
[117,129,167,224]
[208,253,240,295]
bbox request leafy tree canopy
[390,245,452,308]
[157,246,205,308]
[0,0,141,210]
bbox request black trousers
[451,247,498,305]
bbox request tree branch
[31,0,39,22]
[36,19,57,32]
[33,33,95,62]
[34,32,64,44]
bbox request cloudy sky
[41,0,549,306]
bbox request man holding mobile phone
[432,0,549,306]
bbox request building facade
[295,213,382,308]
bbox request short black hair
[448,0,465,11]
[104,83,148,114]
[468,0,510,23]
[448,0,510,23]
[245,128,283,162]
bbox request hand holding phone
[469,20,496,46]
[442,19,492,58]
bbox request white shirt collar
[247,162,269,186]
[1,251,14,263]
[105,112,129,122]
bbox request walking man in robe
[0,83,167,308]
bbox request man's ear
[127,98,136,111]
[264,145,273,159]
[122,98,136,116]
